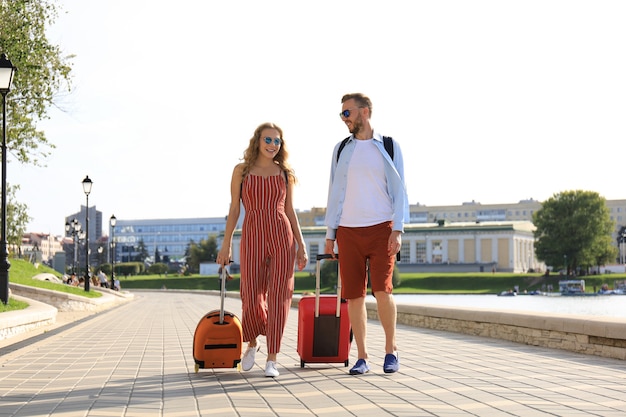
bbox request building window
[400,242,410,263]
[431,240,443,264]
[309,243,319,262]
[416,242,426,263]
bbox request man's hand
[388,231,402,257]
[324,239,336,258]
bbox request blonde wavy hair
[241,122,296,184]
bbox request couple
[215,93,410,378]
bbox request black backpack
[336,136,394,163]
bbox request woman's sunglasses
[264,137,282,146]
[339,107,362,119]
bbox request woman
[216,122,307,377]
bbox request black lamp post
[110,214,116,290]
[0,53,16,305]
[82,176,93,291]
[65,218,82,276]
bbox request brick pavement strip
[1,291,625,417]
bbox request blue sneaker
[349,359,370,375]
[383,353,399,373]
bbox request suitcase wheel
[194,363,200,373]
[344,360,349,367]
[300,359,305,368]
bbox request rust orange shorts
[336,221,395,299]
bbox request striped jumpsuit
[240,174,295,354]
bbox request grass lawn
[117,270,626,295]
[4,259,625,313]
[0,259,102,313]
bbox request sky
[14,0,626,237]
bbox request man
[98,270,108,288]
[324,93,409,375]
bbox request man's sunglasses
[339,107,362,119]
[264,137,282,146]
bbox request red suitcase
[297,254,352,368]
[193,266,243,372]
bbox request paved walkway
[1,290,625,417]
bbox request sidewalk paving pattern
[1,291,625,416]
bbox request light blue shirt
[325,132,410,240]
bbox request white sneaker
[241,346,257,371]
[265,361,279,378]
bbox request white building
[230,220,542,273]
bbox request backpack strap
[336,137,351,163]
[336,136,394,162]
[382,136,394,160]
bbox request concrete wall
[0,295,57,340]
[365,301,626,361]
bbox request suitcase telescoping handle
[315,254,341,319]
[219,262,231,324]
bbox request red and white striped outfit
[240,174,295,354]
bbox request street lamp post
[65,219,82,276]
[82,176,93,291]
[110,214,116,290]
[619,231,626,264]
[0,53,16,305]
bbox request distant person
[216,122,308,378]
[324,93,409,375]
[98,270,108,288]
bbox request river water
[378,294,626,319]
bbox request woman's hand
[296,246,308,271]
[216,247,231,266]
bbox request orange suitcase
[297,254,352,368]
[193,267,242,371]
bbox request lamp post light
[110,214,116,290]
[82,176,93,291]
[65,218,82,276]
[0,53,16,304]
[619,230,626,264]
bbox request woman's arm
[284,177,308,270]
[216,164,244,266]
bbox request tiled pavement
[1,290,625,417]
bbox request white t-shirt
[339,139,393,227]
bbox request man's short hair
[341,93,372,118]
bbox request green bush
[115,262,145,276]
[148,263,168,275]
[99,263,112,275]
[320,259,339,287]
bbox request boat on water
[558,279,625,296]
[497,279,625,297]
[597,280,626,295]
[559,280,588,295]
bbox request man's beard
[349,116,363,135]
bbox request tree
[135,239,149,262]
[7,184,29,251]
[533,190,617,275]
[1,1,73,238]
[0,1,73,165]
[187,236,218,273]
